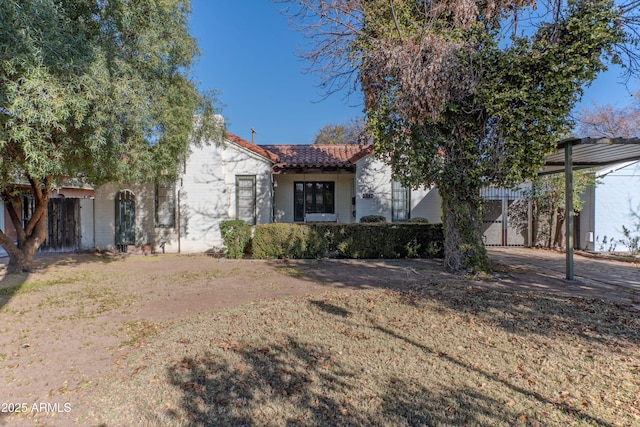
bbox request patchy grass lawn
[89,285,638,427]
[0,253,638,426]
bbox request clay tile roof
[225,132,279,162]
[258,144,373,169]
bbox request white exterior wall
[410,186,442,223]
[94,182,161,251]
[179,140,273,252]
[355,156,441,223]
[79,198,95,250]
[593,161,640,252]
[272,173,355,223]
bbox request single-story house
[93,131,442,253]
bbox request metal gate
[115,190,135,251]
[41,198,81,252]
[482,187,529,247]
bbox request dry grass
[87,284,639,427]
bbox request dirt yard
[0,251,638,426]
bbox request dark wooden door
[41,198,80,252]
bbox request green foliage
[509,170,598,248]
[358,0,623,271]
[0,0,218,270]
[219,220,252,259]
[251,224,327,259]
[359,215,386,223]
[407,217,429,223]
[0,0,217,188]
[252,223,443,259]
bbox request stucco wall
[593,162,640,252]
[94,182,163,251]
[355,156,442,223]
[179,140,273,252]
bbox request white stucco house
[93,131,443,253]
[578,161,640,252]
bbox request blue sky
[188,1,639,146]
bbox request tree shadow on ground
[398,282,640,350]
[272,257,640,349]
[164,335,539,427]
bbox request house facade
[93,132,443,253]
[94,132,276,253]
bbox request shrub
[219,220,252,259]
[252,224,327,259]
[360,215,386,223]
[407,217,429,223]
[252,222,444,259]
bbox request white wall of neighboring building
[179,139,273,252]
[592,161,640,252]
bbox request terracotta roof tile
[259,144,373,169]
[225,132,279,162]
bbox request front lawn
[93,285,639,426]
[0,254,638,426]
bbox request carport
[543,137,640,280]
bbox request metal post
[565,142,574,280]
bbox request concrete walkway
[487,247,640,304]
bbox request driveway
[486,247,640,304]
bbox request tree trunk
[440,185,490,273]
[554,208,565,249]
[1,178,50,273]
[0,217,47,274]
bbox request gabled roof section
[259,144,373,171]
[225,132,279,162]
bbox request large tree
[576,91,640,137]
[0,0,217,273]
[313,117,366,144]
[285,0,637,271]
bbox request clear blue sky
[188,1,639,146]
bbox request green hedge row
[250,223,443,259]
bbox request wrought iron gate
[115,190,135,251]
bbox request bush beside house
[219,220,252,259]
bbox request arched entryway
[115,190,135,252]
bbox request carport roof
[543,137,640,281]
[544,137,640,174]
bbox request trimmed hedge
[252,223,443,259]
[219,220,252,259]
[360,215,386,223]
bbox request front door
[115,190,135,248]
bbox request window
[294,181,335,222]
[392,181,410,222]
[236,176,256,225]
[155,182,176,227]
